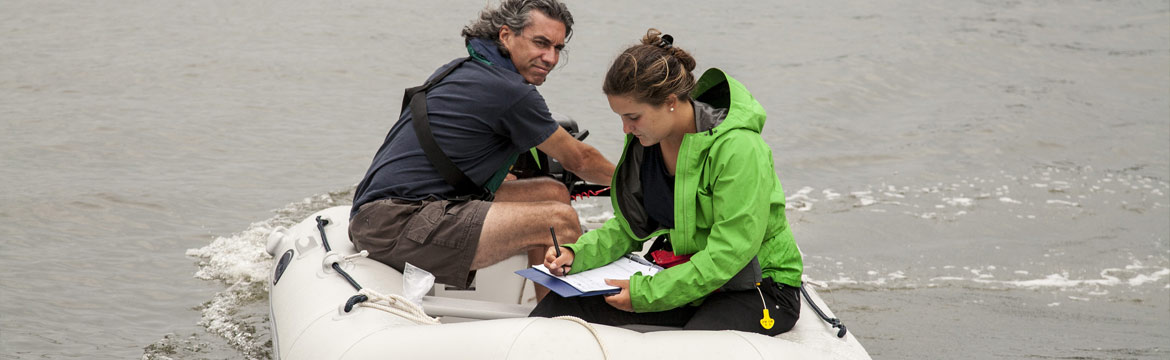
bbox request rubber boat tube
[266,206,871,360]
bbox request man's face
[498,10,566,85]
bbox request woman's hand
[603,279,633,312]
[543,245,575,276]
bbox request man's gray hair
[461,0,574,47]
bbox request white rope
[356,288,441,325]
[554,316,609,360]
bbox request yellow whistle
[760,309,775,329]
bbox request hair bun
[640,28,695,72]
[640,28,664,46]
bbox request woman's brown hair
[602,29,697,106]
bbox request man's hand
[603,279,633,312]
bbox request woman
[529,29,804,335]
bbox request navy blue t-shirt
[351,57,559,217]
[641,144,675,229]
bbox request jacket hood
[692,68,767,135]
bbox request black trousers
[530,278,801,336]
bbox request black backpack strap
[403,58,493,200]
[402,57,470,113]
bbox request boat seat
[421,296,534,320]
[422,295,682,333]
[432,254,529,304]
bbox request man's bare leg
[474,177,580,300]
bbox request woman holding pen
[530,29,804,336]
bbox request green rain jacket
[563,68,803,313]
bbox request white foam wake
[805,256,1170,298]
[184,190,353,360]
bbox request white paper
[533,255,663,292]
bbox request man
[349,0,613,298]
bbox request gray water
[2,1,1167,359]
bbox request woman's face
[607,94,674,147]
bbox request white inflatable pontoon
[266,206,870,359]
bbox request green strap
[483,152,520,193]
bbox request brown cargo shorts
[349,197,491,289]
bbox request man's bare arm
[536,127,614,185]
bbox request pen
[550,227,570,275]
[550,227,560,257]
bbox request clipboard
[515,267,622,297]
[515,254,663,297]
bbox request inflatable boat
[265,205,871,359]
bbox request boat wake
[151,189,355,360]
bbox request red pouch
[650,250,693,268]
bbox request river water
[2,1,1167,359]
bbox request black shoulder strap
[403,57,492,200]
[401,57,469,114]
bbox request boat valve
[344,250,369,261]
[321,250,369,272]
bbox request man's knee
[496,177,570,203]
[548,203,581,242]
[528,177,570,203]
[514,201,581,245]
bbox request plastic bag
[402,262,435,306]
